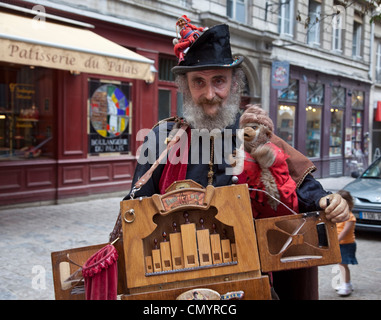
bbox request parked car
[343,156,381,232]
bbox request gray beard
[182,91,240,131]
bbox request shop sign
[0,11,154,81]
[271,61,290,90]
[88,84,130,154]
[1,39,151,80]
[11,83,35,101]
[89,135,130,153]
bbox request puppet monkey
[234,105,299,219]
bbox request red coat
[243,143,299,219]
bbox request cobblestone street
[0,197,120,300]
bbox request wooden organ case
[51,180,341,300]
[255,211,341,273]
[120,180,271,300]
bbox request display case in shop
[277,105,295,147]
[306,107,321,158]
[279,118,294,146]
[0,80,52,160]
[306,122,321,157]
[329,109,343,157]
[351,110,363,152]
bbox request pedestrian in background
[336,189,358,297]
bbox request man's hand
[319,193,350,223]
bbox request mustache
[197,95,223,105]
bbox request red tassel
[82,244,118,300]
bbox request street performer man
[125,21,349,299]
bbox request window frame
[307,0,321,46]
[351,90,364,157]
[376,43,381,82]
[158,56,179,121]
[0,65,55,161]
[332,6,344,52]
[278,0,294,36]
[352,21,362,58]
[329,107,344,157]
[305,105,322,158]
[227,0,247,24]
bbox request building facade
[0,0,378,206]
[0,0,176,206]
[267,0,373,177]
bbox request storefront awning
[0,12,154,81]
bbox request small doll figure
[235,105,299,219]
[173,15,205,62]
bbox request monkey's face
[239,123,271,153]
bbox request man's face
[186,69,233,117]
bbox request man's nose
[204,83,216,100]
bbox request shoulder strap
[131,120,189,198]
[111,119,189,242]
[151,116,185,129]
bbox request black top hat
[172,24,243,75]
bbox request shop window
[331,86,345,106]
[278,79,298,102]
[307,82,324,157]
[88,79,132,155]
[330,86,346,158]
[329,108,344,156]
[307,82,324,105]
[351,90,364,109]
[351,90,364,156]
[0,65,54,161]
[227,0,246,24]
[277,80,298,147]
[306,106,321,158]
[351,110,363,155]
[277,105,296,147]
